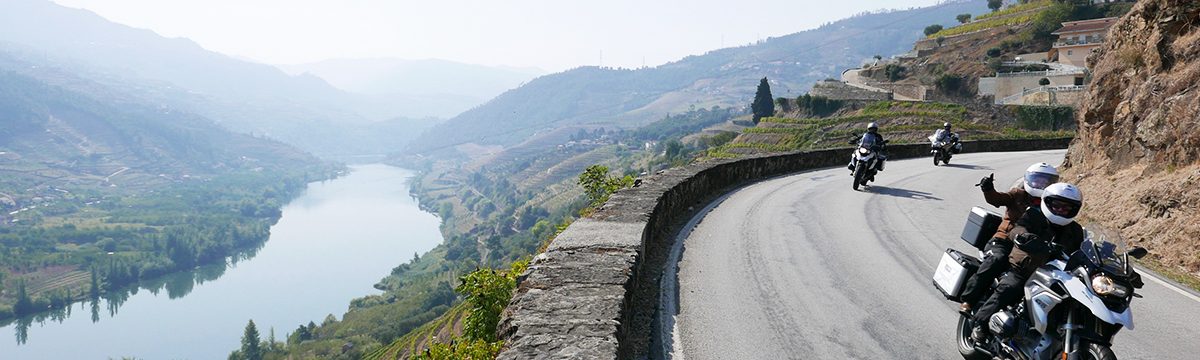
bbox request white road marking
[1137,266,1200,304]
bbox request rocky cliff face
[1063,0,1200,277]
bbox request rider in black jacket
[972,183,1085,341]
[847,122,885,173]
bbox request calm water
[0,164,443,359]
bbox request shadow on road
[869,186,943,200]
[941,163,992,170]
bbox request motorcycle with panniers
[930,133,962,166]
[848,138,888,191]
[933,208,1147,360]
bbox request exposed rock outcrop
[1062,0,1200,276]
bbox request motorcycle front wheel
[933,153,940,166]
[1080,343,1117,360]
[956,314,989,360]
[852,163,865,191]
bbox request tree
[751,77,774,123]
[241,320,263,360]
[884,64,906,82]
[13,281,33,315]
[936,74,965,94]
[988,0,1004,12]
[774,97,792,113]
[924,24,944,36]
[577,165,634,207]
[90,268,101,299]
[956,14,972,24]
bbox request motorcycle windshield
[1081,226,1130,276]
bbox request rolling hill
[0,0,431,157]
[406,0,992,154]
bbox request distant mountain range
[0,0,529,157]
[406,0,991,154]
[0,51,316,194]
[278,58,543,119]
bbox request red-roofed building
[1049,17,1119,68]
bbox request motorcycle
[936,222,1148,360]
[929,133,961,166]
[847,138,888,191]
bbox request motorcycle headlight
[858,148,870,155]
[1091,275,1129,298]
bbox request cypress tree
[751,77,775,123]
[241,320,263,360]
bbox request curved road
[665,150,1200,359]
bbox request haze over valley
[3,0,1197,359]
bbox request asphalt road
[664,150,1200,360]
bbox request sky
[51,0,948,72]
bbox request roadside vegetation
[709,99,1073,157]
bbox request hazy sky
[52,0,946,71]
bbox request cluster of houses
[978,17,1119,106]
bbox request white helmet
[1023,163,1059,197]
[867,122,878,132]
[1041,183,1082,226]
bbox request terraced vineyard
[712,101,1073,157]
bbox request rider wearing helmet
[933,122,954,142]
[959,163,1059,312]
[847,122,886,171]
[972,182,1085,341]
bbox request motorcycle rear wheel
[956,314,989,360]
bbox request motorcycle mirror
[1127,247,1149,259]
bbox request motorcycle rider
[933,122,955,143]
[959,163,1060,312]
[847,122,886,174]
[971,182,1085,342]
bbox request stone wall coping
[496,138,1073,359]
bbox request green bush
[1015,106,1074,131]
[577,165,635,207]
[795,94,844,117]
[924,24,944,36]
[935,74,965,94]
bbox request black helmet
[867,122,878,133]
[943,122,951,130]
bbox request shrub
[957,14,972,24]
[936,74,965,94]
[884,64,906,81]
[924,24,944,36]
[1015,106,1074,130]
[986,47,1002,58]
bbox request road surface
[665,150,1200,359]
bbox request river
[0,164,443,359]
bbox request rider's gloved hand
[979,173,995,193]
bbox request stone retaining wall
[496,138,1073,359]
[810,80,892,101]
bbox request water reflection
[0,164,444,359]
[2,255,240,344]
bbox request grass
[1136,258,1200,293]
[928,12,1037,38]
[973,0,1052,22]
